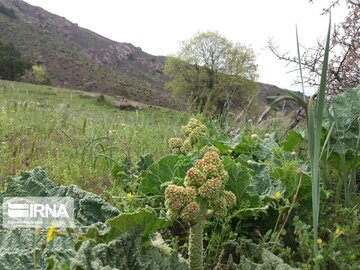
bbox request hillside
[0,0,293,111]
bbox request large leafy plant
[322,88,360,206]
[0,168,187,270]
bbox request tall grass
[297,17,331,267]
[0,81,188,192]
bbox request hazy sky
[24,0,348,93]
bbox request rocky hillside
[0,0,293,110]
[0,0,175,107]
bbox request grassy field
[0,80,188,193]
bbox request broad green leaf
[247,163,284,199]
[138,155,192,195]
[282,130,304,152]
[323,88,360,155]
[135,154,154,172]
[73,228,188,270]
[212,140,233,155]
[233,134,253,156]
[80,208,169,244]
[222,156,251,202]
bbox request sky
[24,0,348,94]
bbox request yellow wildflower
[46,221,56,243]
[335,227,343,237]
[317,238,323,247]
[126,192,133,202]
[273,191,282,200]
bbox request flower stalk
[165,143,236,270]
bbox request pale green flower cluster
[164,184,199,222]
[198,145,219,158]
[168,118,207,155]
[165,148,236,222]
[210,190,237,218]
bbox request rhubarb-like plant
[165,148,236,270]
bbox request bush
[0,42,32,81]
[0,4,17,19]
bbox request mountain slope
[0,0,294,111]
[0,0,176,107]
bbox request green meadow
[0,80,188,192]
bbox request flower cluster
[168,138,183,155]
[168,118,207,155]
[165,148,236,223]
[164,184,199,222]
[181,118,207,143]
[199,145,219,158]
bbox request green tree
[0,4,17,19]
[165,31,258,120]
[0,42,31,81]
[30,65,51,85]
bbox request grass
[298,17,331,268]
[0,80,188,193]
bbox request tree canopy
[0,42,31,81]
[165,31,258,119]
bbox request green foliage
[169,118,208,155]
[0,168,117,269]
[296,18,331,266]
[0,168,119,225]
[214,132,311,203]
[323,88,360,155]
[222,156,251,202]
[0,42,31,80]
[25,64,51,85]
[78,208,170,244]
[96,94,106,104]
[291,206,360,270]
[165,31,258,118]
[72,228,188,270]
[0,78,359,269]
[138,155,193,195]
[0,168,187,269]
[198,131,315,268]
[322,88,360,207]
[282,130,304,152]
[215,239,297,269]
[0,81,187,189]
[0,4,17,19]
[257,90,307,124]
[164,146,236,270]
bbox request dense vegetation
[0,81,187,191]
[165,31,258,122]
[0,42,31,81]
[0,4,17,19]
[0,2,359,269]
[0,80,359,269]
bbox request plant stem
[274,175,302,243]
[189,218,204,270]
